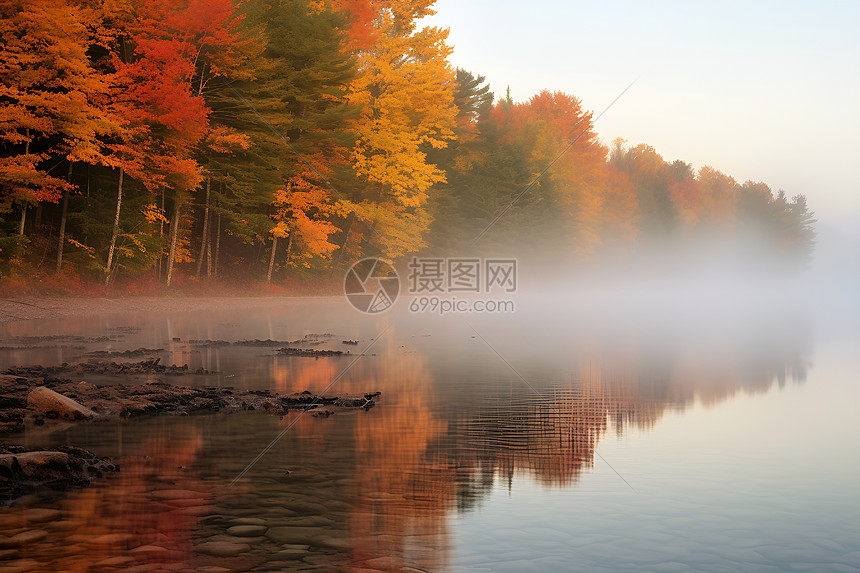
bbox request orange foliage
[489,90,609,255]
[697,166,739,229]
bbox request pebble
[273,549,308,560]
[208,534,262,545]
[95,556,136,567]
[231,517,267,526]
[129,544,170,555]
[281,516,335,527]
[86,532,135,546]
[226,525,268,537]
[266,526,327,545]
[362,556,401,570]
[283,501,329,515]
[315,535,350,550]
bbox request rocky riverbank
[0,446,120,503]
[0,362,380,434]
[0,359,380,503]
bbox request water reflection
[0,301,819,571]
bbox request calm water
[1,296,858,572]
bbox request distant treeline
[0,0,815,291]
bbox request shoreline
[0,295,341,326]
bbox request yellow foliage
[142,203,169,225]
[348,0,457,252]
[357,200,431,259]
[66,238,96,259]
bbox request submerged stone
[26,386,96,420]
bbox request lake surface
[1,295,858,572]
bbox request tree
[425,69,494,255]
[203,0,358,280]
[600,157,639,252]
[609,141,675,241]
[781,193,816,263]
[481,90,607,259]
[347,0,458,259]
[0,0,119,234]
[111,0,250,286]
[696,165,738,229]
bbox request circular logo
[343,258,400,314]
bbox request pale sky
[423,0,860,233]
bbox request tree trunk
[196,178,210,277]
[213,211,221,278]
[19,129,29,236]
[206,231,212,277]
[267,234,278,283]
[56,162,72,273]
[105,166,123,286]
[157,190,165,279]
[165,193,181,287]
[284,231,293,267]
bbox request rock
[0,446,118,501]
[282,516,336,527]
[26,386,96,420]
[86,532,135,545]
[232,517,266,526]
[266,526,328,545]
[129,544,170,555]
[315,535,350,550]
[261,401,281,412]
[226,525,268,537]
[95,556,136,567]
[276,347,344,357]
[274,549,308,560]
[334,396,368,408]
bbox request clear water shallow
[0,296,858,572]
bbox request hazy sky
[423,0,859,232]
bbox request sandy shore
[0,296,326,325]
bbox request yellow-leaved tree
[347,0,458,259]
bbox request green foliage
[0,234,29,275]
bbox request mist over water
[1,236,858,571]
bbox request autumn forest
[0,0,817,292]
